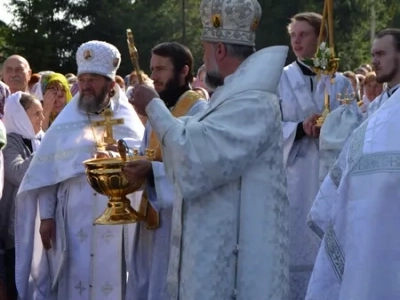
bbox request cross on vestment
[92,108,124,145]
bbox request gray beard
[205,71,224,91]
[78,85,110,113]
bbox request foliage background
[1,0,399,75]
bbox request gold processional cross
[92,108,124,146]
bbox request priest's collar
[159,84,191,108]
[386,83,400,97]
[296,59,316,76]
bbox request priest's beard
[376,57,399,84]
[78,84,110,113]
[158,73,181,100]
[205,62,224,91]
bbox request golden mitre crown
[200,0,262,46]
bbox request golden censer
[83,140,154,225]
[83,28,152,225]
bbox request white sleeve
[38,184,58,219]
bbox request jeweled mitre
[200,0,262,46]
[76,40,121,80]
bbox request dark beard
[78,84,110,113]
[158,74,181,100]
[205,71,224,91]
[158,73,188,108]
[376,57,399,84]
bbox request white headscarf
[3,92,43,151]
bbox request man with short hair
[306,28,400,300]
[367,30,400,117]
[124,41,207,300]
[131,0,290,299]
[279,11,353,299]
[15,41,144,300]
[2,55,31,94]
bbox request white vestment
[306,87,400,300]
[127,98,207,300]
[307,138,351,239]
[145,46,290,300]
[308,91,387,238]
[365,91,388,118]
[15,86,144,300]
[278,62,352,300]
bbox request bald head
[3,55,32,93]
[4,55,30,69]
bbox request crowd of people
[0,0,399,299]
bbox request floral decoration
[303,42,339,75]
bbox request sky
[0,0,12,24]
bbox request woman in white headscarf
[0,92,44,300]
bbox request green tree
[66,0,138,75]
[298,0,400,70]
[65,0,202,77]
[257,0,304,64]
[120,0,203,76]
[0,20,11,61]
[4,0,77,72]
[4,0,398,75]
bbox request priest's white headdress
[76,41,121,80]
[200,0,262,46]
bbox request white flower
[319,42,326,51]
[313,57,320,67]
[324,48,331,56]
[320,58,328,68]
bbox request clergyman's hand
[105,144,118,153]
[93,151,110,159]
[122,160,152,182]
[40,218,56,250]
[131,84,160,116]
[303,113,321,138]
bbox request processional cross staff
[309,0,339,127]
[126,28,159,229]
[127,29,144,84]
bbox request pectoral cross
[92,108,124,145]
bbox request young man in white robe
[15,41,144,300]
[127,0,290,299]
[278,12,353,299]
[124,42,207,300]
[306,28,400,300]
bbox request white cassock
[366,84,400,118]
[307,137,351,239]
[307,90,389,239]
[306,87,400,300]
[145,46,290,300]
[15,86,144,300]
[278,62,352,300]
[126,97,207,300]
